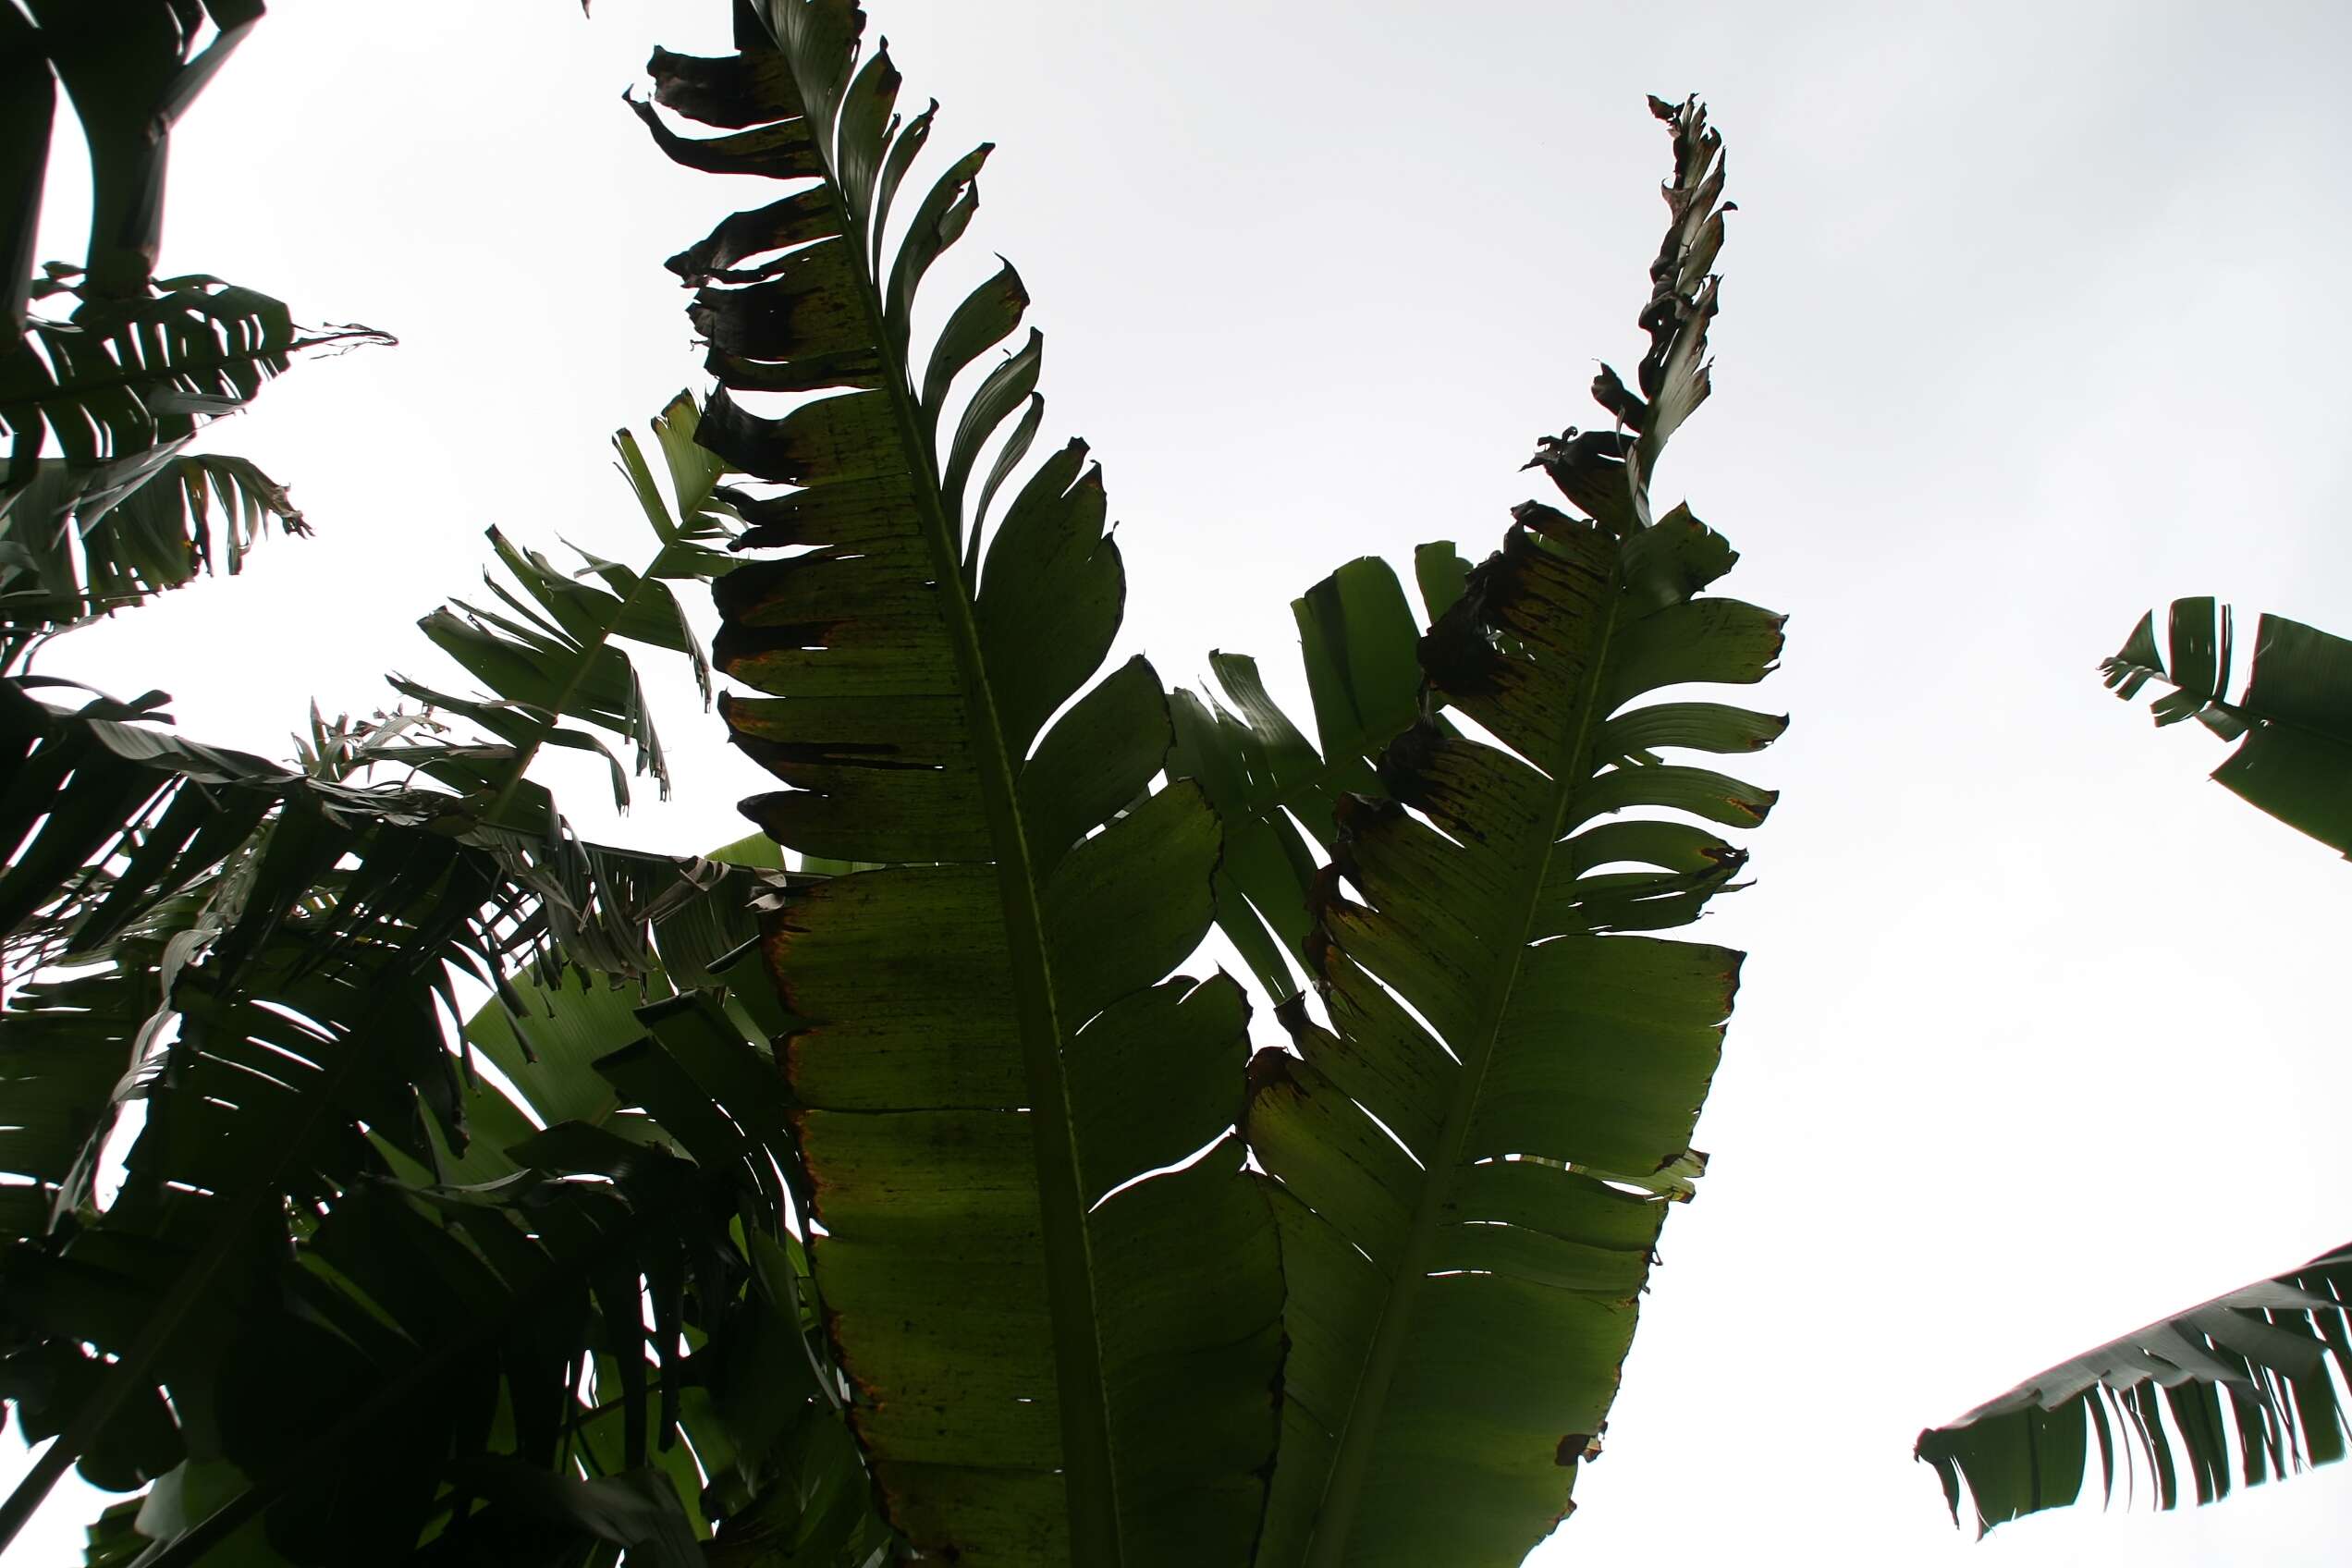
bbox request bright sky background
[11,0,2352,1562]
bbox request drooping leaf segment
[1918,1242,2352,1536]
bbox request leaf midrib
[791,54,1123,1564]
[1305,537,1632,1568]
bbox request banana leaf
[649,6,1283,1561]
[1217,96,1782,1567]
[1917,1243,2352,1536]
[2103,596,2352,856]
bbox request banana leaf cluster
[0,386,881,1563]
[6,21,888,1554]
[671,5,1776,1563]
[0,5,873,1561]
[2,2,1782,1563]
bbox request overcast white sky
[12,0,2352,1562]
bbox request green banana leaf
[1917,1243,2352,1536]
[1224,96,1782,1567]
[2103,596,2352,856]
[645,5,1283,1562]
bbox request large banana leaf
[647,6,1282,1562]
[1916,1243,2352,1536]
[1224,97,1781,1566]
[2102,596,2352,855]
